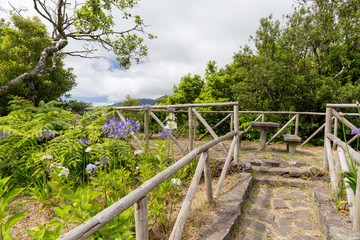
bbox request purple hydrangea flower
[167,106,175,112]
[0,131,9,140]
[351,128,360,135]
[140,104,152,112]
[85,164,97,172]
[99,156,111,166]
[102,117,140,139]
[159,128,172,138]
[78,137,91,144]
[38,130,55,140]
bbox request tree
[0,15,76,115]
[0,0,155,94]
[167,74,204,104]
[122,94,140,106]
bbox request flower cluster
[102,117,140,139]
[159,129,172,138]
[351,128,360,135]
[78,137,91,144]
[0,131,10,140]
[167,106,175,112]
[48,162,70,178]
[96,156,111,166]
[171,178,181,186]
[86,164,97,172]
[38,129,55,140]
[159,112,177,138]
[140,104,152,112]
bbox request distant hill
[111,98,158,107]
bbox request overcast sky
[0,0,296,106]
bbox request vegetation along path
[183,141,357,240]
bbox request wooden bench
[283,134,302,153]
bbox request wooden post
[230,113,234,131]
[144,110,149,149]
[194,115,197,141]
[333,117,338,150]
[135,197,149,240]
[324,107,332,170]
[169,152,207,240]
[261,113,265,122]
[189,107,193,151]
[353,169,360,231]
[295,114,299,136]
[215,135,239,197]
[234,104,239,163]
[337,147,354,220]
[325,138,336,190]
[203,150,213,205]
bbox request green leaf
[4,211,29,232]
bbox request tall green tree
[167,74,204,104]
[0,0,155,94]
[0,15,76,115]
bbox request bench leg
[288,143,297,153]
[260,130,268,150]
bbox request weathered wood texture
[267,115,296,145]
[169,152,208,240]
[135,197,149,240]
[149,112,187,154]
[192,108,228,154]
[189,108,193,151]
[295,114,299,136]
[58,131,238,240]
[176,119,189,139]
[324,137,337,190]
[203,150,213,204]
[234,104,239,163]
[332,109,357,130]
[198,114,231,140]
[337,147,355,221]
[354,166,360,231]
[324,107,332,170]
[215,135,239,197]
[326,133,360,164]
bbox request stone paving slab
[233,180,324,240]
[197,173,252,240]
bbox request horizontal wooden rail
[58,131,238,240]
[326,133,360,164]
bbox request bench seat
[283,134,302,153]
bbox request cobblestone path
[233,183,324,240]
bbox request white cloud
[0,0,295,105]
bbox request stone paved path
[233,183,325,240]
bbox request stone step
[240,156,310,168]
[251,165,309,178]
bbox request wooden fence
[58,131,239,239]
[323,104,360,231]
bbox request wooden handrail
[58,131,238,240]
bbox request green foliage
[0,15,76,115]
[0,176,28,240]
[165,1,360,145]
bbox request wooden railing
[58,131,240,239]
[323,104,360,231]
